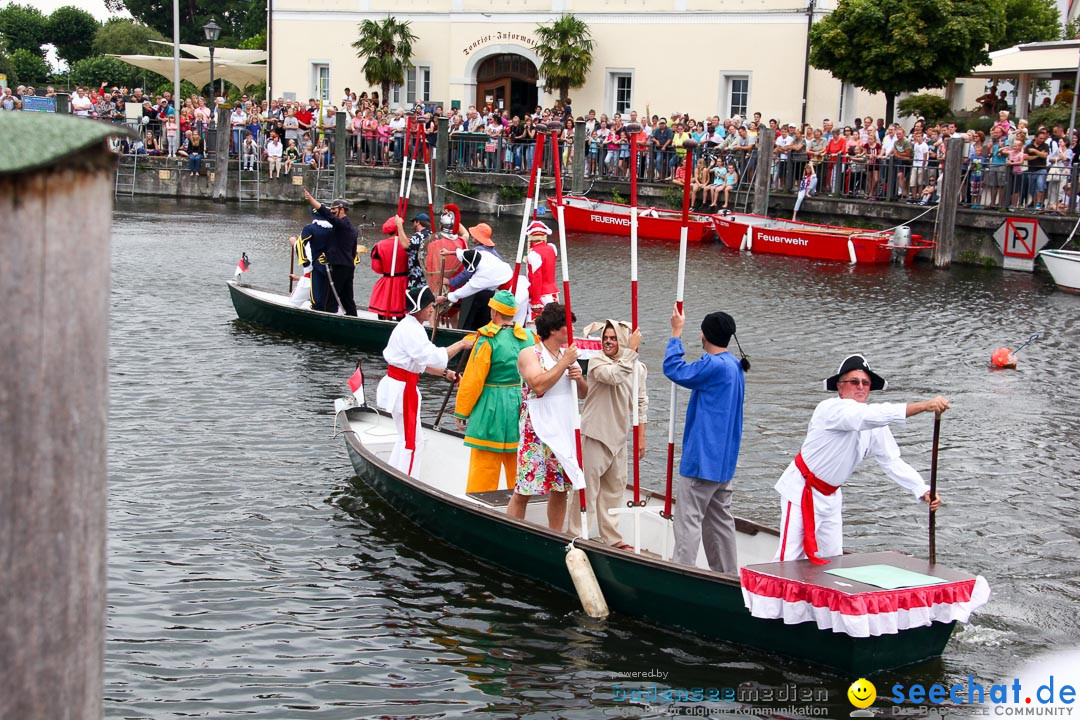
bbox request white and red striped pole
[625,122,644,507]
[396,118,412,217]
[663,138,698,520]
[510,132,547,295]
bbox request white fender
[847,238,857,264]
[746,229,754,252]
[565,545,609,619]
[740,226,751,252]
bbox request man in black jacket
[304,189,358,315]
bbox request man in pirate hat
[772,354,948,565]
[435,247,513,332]
[525,220,559,321]
[375,286,473,477]
[453,290,537,493]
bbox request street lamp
[203,19,221,101]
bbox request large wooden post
[752,127,775,216]
[934,137,964,268]
[334,110,346,198]
[0,112,116,720]
[572,119,586,195]
[213,106,230,201]
[434,116,448,209]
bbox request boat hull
[341,406,956,674]
[549,197,714,243]
[1039,249,1080,293]
[713,214,930,265]
[229,281,469,352]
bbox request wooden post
[213,106,230,201]
[0,112,117,720]
[55,92,70,114]
[572,119,586,195]
[752,127,775,216]
[934,137,964,268]
[334,110,346,199]
[434,116,448,209]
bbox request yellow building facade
[270,0,889,125]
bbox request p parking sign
[994,217,1049,271]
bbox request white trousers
[388,403,424,477]
[773,496,844,562]
[289,275,311,308]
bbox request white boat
[1039,249,1080,293]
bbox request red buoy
[991,347,1017,369]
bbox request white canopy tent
[148,40,267,65]
[966,39,1080,119]
[108,54,268,90]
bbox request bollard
[753,127,775,216]
[572,119,586,195]
[0,112,117,720]
[334,111,346,199]
[934,137,964,268]
[435,116,448,209]
[213,106,230,201]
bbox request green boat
[228,280,471,352]
[335,401,989,675]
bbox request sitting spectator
[143,131,162,156]
[188,132,205,176]
[303,142,318,169]
[242,131,258,171]
[265,131,283,178]
[284,138,300,174]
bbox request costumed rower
[773,354,948,564]
[445,222,502,329]
[395,213,432,289]
[287,232,313,309]
[300,209,336,312]
[525,221,560,322]
[663,307,747,574]
[375,286,474,477]
[368,216,408,320]
[508,303,587,532]
[435,248,513,332]
[568,320,649,548]
[453,290,538,493]
[304,189,358,316]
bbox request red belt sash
[386,365,420,450]
[382,272,408,278]
[793,452,840,566]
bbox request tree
[10,48,51,84]
[102,0,265,46]
[0,3,49,57]
[351,17,417,106]
[993,0,1061,50]
[48,6,100,67]
[91,18,167,57]
[809,0,1005,122]
[533,14,594,103]
[70,55,144,90]
[897,94,954,124]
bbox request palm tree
[533,14,594,103]
[351,17,418,106]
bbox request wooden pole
[929,412,941,564]
[1,117,114,720]
[334,110,346,199]
[933,137,963,269]
[434,116,449,209]
[571,119,586,195]
[752,127,775,216]
[212,105,230,201]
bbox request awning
[108,54,267,89]
[969,40,1080,77]
[147,40,267,64]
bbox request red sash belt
[794,452,840,566]
[382,272,408,278]
[303,271,311,278]
[386,365,420,450]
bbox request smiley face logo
[848,678,877,708]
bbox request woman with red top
[824,130,848,194]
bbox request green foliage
[447,178,479,197]
[809,0,1004,120]
[611,188,626,204]
[1028,105,1073,132]
[1064,20,1079,39]
[497,185,525,203]
[993,0,1060,50]
[70,54,146,90]
[954,112,993,133]
[0,3,49,57]
[533,14,593,101]
[897,94,954,125]
[91,19,168,56]
[102,0,265,46]
[10,48,51,84]
[47,6,100,66]
[238,31,265,50]
[662,186,682,210]
[351,17,417,106]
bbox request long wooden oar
[662,138,698,522]
[929,411,941,564]
[288,237,295,293]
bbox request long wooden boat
[712,211,934,264]
[336,401,989,674]
[548,196,715,243]
[228,281,470,352]
[1039,249,1080,293]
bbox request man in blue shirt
[663,306,746,573]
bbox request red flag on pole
[347,362,365,405]
[234,252,251,277]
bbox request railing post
[435,117,448,208]
[334,111,346,199]
[212,106,230,202]
[934,137,964,268]
[572,119,586,195]
[753,128,775,216]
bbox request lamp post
[203,19,221,101]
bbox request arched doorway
[475,53,538,119]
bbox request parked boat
[548,196,715,243]
[228,281,471,352]
[712,211,934,264]
[1039,249,1080,293]
[335,400,989,674]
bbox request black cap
[405,286,435,314]
[824,354,887,392]
[701,311,735,348]
[330,197,349,210]
[461,248,481,272]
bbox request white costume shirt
[774,397,929,515]
[376,313,449,411]
[446,249,512,303]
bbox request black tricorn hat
[405,285,436,314]
[824,354,887,392]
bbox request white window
[728,76,749,118]
[312,63,330,103]
[606,70,634,116]
[392,65,432,107]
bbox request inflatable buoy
[565,545,609,619]
[991,347,1017,369]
